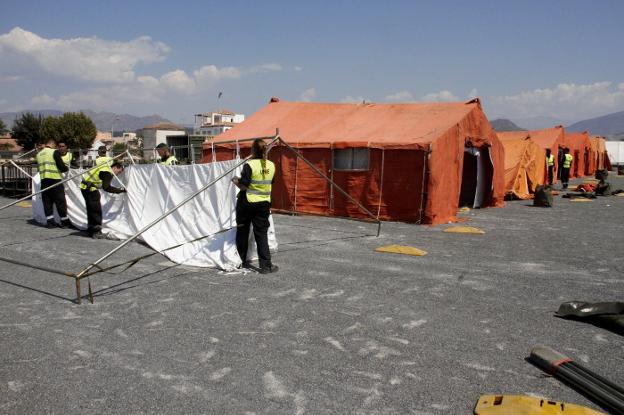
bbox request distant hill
[567,110,624,136]
[511,116,568,130]
[0,109,172,132]
[490,118,526,131]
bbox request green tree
[0,119,8,135]
[112,142,127,156]
[12,112,43,151]
[42,112,97,149]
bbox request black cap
[156,143,168,149]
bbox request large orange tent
[497,131,547,199]
[529,125,566,183]
[589,136,612,172]
[202,98,505,224]
[563,131,592,178]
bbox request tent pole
[277,138,381,236]
[0,152,127,213]
[74,135,281,282]
[0,148,37,168]
[376,149,385,219]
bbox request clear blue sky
[1,0,623,126]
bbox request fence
[0,162,36,197]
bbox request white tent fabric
[32,160,277,271]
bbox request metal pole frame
[0,148,37,168]
[275,137,382,237]
[0,152,127,212]
[73,134,282,284]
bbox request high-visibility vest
[245,159,275,203]
[36,147,62,180]
[80,156,113,191]
[61,152,73,167]
[158,155,178,165]
[563,154,573,169]
[547,154,554,167]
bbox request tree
[42,112,97,149]
[12,112,43,151]
[112,142,127,156]
[0,119,8,135]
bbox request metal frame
[0,133,382,305]
[0,152,127,212]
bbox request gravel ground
[1,177,623,414]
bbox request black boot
[46,219,57,229]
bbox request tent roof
[564,131,591,150]
[529,126,565,149]
[496,131,530,142]
[211,99,486,149]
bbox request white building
[141,122,186,160]
[194,110,244,136]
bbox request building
[0,134,23,159]
[193,110,244,136]
[141,122,186,161]
[202,98,505,224]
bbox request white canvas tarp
[32,160,277,271]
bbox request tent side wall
[424,105,505,224]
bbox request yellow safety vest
[563,154,573,169]
[547,154,554,167]
[80,156,113,191]
[246,159,275,203]
[61,152,73,167]
[36,147,62,180]
[158,155,178,165]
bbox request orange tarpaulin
[529,126,566,183]
[563,131,592,178]
[497,132,547,199]
[590,136,611,171]
[203,99,505,224]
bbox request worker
[155,143,178,165]
[231,138,278,274]
[80,146,126,239]
[57,142,77,168]
[561,148,573,189]
[36,138,72,228]
[546,149,555,185]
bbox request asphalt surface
[1,177,623,414]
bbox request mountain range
[0,109,172,133]
[566,110,624,136]
[490,118,526,132]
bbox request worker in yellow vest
[156,143,178,165]
[80,146,127,239]
[561,148,573,189]
[546,149,555,185]
[36,138,72,228]
[231,138,278,274]
[58,142,76,168]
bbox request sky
[1,0,624,127]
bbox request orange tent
[202,98,505,224]
[529,126,566,183]
[589,136,611,171]
[497,131,547,199]
[563,131,592,178]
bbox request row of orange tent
[497,127,611,199]
[200,98,609,224]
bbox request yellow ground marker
[443,226,485,234]
[16,201,31,208]
[375,245,427,256]
[617,193,624,197]
[458,207,471,212]
[570,198,593,202]
[475,394,604,414]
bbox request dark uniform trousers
[235,195,271,268]
[548,166,554,185]
[41,178,68,218]
[561,167,570,188]
[81,188,103,235]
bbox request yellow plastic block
[375,245,427,256]
[16,201,31,208]
[443,226,485,234]
[475,394,605,414]
[570,198,593,202]
[617,193,624,197]
[458,207,471,212]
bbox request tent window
[333,148,369,171]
